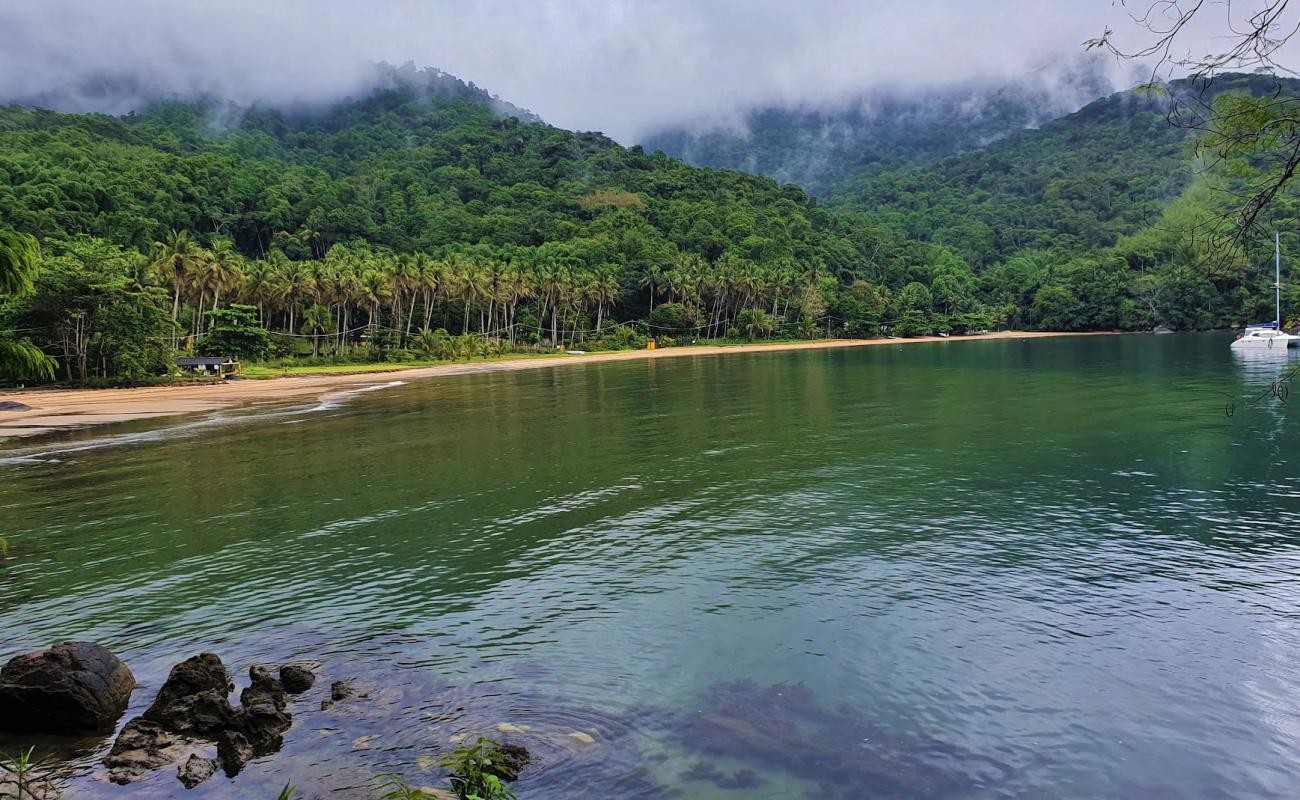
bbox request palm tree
[278,258,317,336]
[416,254,444,332]
[151,229,207,347]
[359,269,392,338]
[639,264,664,313]
[736,308,775,341]
[456,256,485,335]
[389,253,421,344]
[334,266,365,352]
[300,304,335,358]
[592,265,620,334]
[0,230,55,381]
[200,239,245,332]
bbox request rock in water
[0,641,135,734]
[331,679,359,701]
[321,677,368,709]
[234,665,292,754]
[280,664,315,694]
[216,729,255,777]
[177,754,218,788]
[104,718,189,784]
[142,653,236,735]
[486,744,531,782]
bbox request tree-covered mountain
[830,73,1300,330]
[639,67,1119,197]
[828,82,1191,266]
[0,65,943,381]
[1,66,1297,384]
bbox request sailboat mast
[1277,232,1283,328]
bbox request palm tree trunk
[172,287,181,349]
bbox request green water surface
[2,333,1299,799]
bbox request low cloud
[0,1,1292,142]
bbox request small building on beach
[175,356,241,378]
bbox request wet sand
[0,332,1107,440]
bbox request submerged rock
[485,743,531,782]
[0,641,135,734]
[321,677,369,709]
[280,664,316,694]
[0,772,59,800]
[682,761,764,790]
[677,679,983,799]
[177,754,218,788]
[332,678,361,701]
[104,718,191,784]
[142,653,237,735]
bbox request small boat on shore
[1232,233,1298,350]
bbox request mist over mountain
[6,61,538,132]
[0,0,1259,144]
[640,59,1134,197]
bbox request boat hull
[1230,335,1298,349]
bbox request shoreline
[0,331,1108,441]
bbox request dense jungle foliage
[0,67,1295,382]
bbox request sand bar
[0,332,1108,441]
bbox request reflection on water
[3,333,1300,799]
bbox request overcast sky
[2,1,1293,142]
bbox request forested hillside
[830,85,1189,266]
[641,69,1117,197]
[830,73,1300,330]
[0,66,940,383]
[0,67,1295,384]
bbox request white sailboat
[1232,233,1298,350]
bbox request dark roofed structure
[176,356,240,377]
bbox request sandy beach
[0,332,1106,440]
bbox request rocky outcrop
[141,653,237,735]
[105,654,303,788]
[0,641,135,734]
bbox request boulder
[177,754,218,789]
[0,641,135,734]
[279,664,315,694]
[104,718,189,784]
[142,653,236,736]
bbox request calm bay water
[3,333,1300,799]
